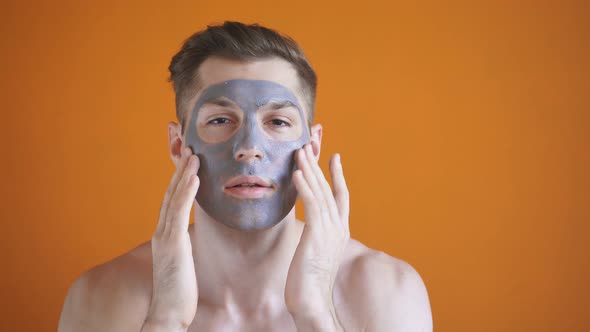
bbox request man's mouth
[230,183,266,187]
[224,175,274,199]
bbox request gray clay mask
[185,79,310,230]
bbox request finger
[165,153,200,236]
[298,146,331,227]
[297,147,322,204]
[159,146,192,234]
[155,146,192,236]
[330,153,350,229]
[293,169,321,226]
[304,144,340,224]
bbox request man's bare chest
[186,306,298,332]
[182,283,365,332]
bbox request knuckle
[307,198,319,209]
[170,194,186,209]
[339,194,349,205]
[151,234,164,247]
[315,195,326,206]
[311,204,322,214]
[307,203,321,216]
[167,211,179,223]
[168,232,186,244]
[340,187,350,198]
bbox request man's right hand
[142,147,200,332]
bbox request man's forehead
[187,57,307,110]
[197,79,300,109]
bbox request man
[58,21,432,331]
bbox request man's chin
[215,216,283,232]
[195,190,297,232]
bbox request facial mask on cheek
[185,80,310,230]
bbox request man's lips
[224,175,273,189]
[223,175,274,199]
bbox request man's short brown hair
[168,21,317,131]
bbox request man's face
[183,57,311,230]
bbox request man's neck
[189,204,304,315]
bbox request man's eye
[269,119,291,127]
[207,118,232,125]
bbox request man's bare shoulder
[58,242,153,332]
[335,238,433,331]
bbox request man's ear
[168,121,184,167]
[310,123,323,162]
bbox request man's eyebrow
[260,99,298,110]
[202,97,236,108]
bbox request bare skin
[58,58,432,331]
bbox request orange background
[1,0,588,331]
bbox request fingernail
[336,153,341,165]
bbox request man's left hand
[285,142,350,330]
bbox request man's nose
[234,146,264,162]
[234,122,264,162]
